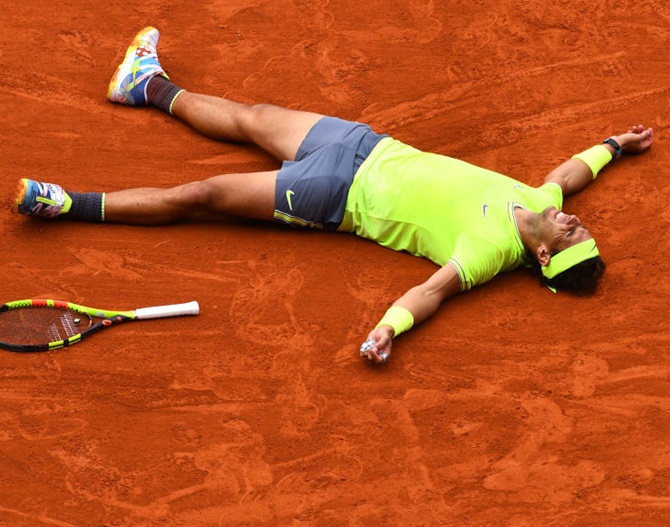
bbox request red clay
[2,1,670,525]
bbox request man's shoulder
[517,181,564,211]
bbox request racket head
[0,300,94,352]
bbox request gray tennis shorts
[274,117,387,231]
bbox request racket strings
[0,308,89,345]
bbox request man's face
[540,206,593,252]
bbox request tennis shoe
[107,26,167,106]
[12,179,72,218]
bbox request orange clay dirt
[2,1,670,526]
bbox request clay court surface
[2,1,670,525]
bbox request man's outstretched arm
[363,263,462,364]
[544,125,654,196]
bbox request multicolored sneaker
[12,179,72,218]
[107,26,167,106]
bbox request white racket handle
[133,301,200,320]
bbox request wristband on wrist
[572,145,613,180]
[376,306,414,337]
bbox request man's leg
[103,170,279,224]
[170,94,322,163]
[108,26,324,162]
[12,168,280,224]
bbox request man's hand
[360,325,394,364]
[613,125,654,155]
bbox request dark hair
[531,256,606,295]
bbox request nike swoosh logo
[286,190,295,211]
[482,204,489,217]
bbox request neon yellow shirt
[338,137,563,290]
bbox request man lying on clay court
[12,27,654,365]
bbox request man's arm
[544,125,654,196]
[363,263,462,363]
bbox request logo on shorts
[286,190,295,211]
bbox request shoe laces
[136,43,158,60]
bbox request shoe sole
[12,178,29,215]
[107,26,160,103]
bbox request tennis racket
[0,299,200,352]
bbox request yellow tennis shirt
[338,137,563,290]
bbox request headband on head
[542,239,600,280]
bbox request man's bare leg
[103,170,279,224]
[171,93,324,162]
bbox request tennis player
[12,27,654,364]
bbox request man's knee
[245,103,280,127]
[168,181,215,212]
